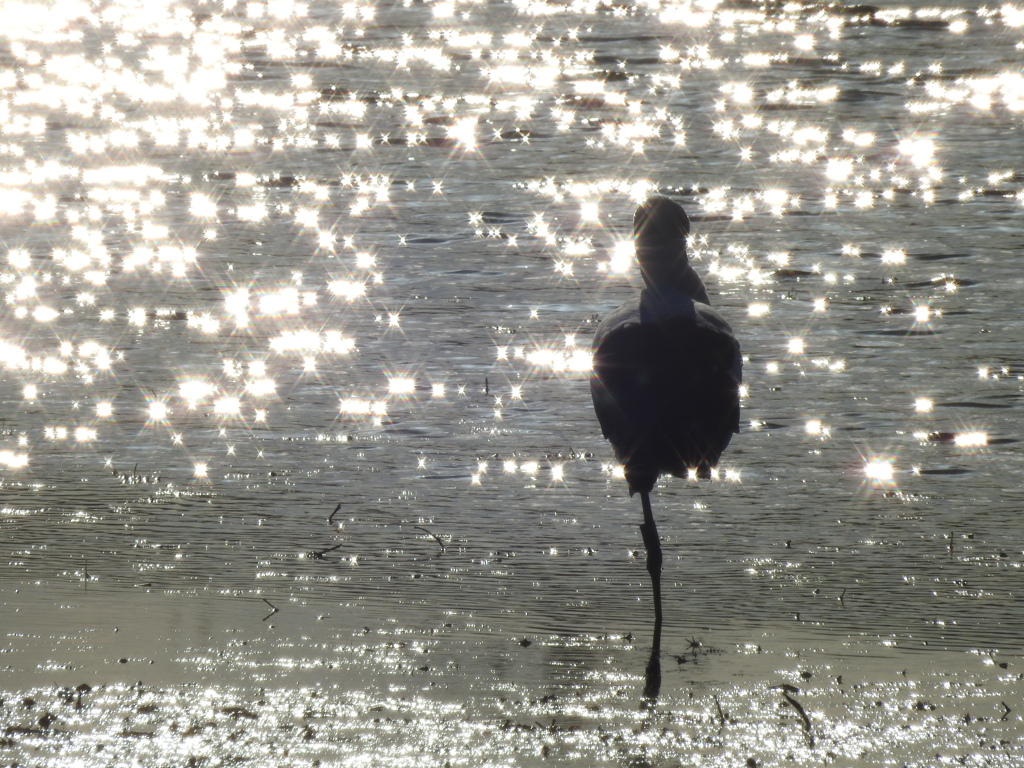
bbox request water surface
[2,1,1023,765]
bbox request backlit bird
[591,196,742,626]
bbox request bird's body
[591,286,740,493]
[590,196,741,647]
[592,196,741,494]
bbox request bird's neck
[638,245,710,304]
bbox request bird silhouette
[591,196,742,641]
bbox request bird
[591,195,742,628]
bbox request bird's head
[633,196,691,289]
[633,196,690,248]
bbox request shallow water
[2,1,1023,765]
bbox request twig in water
[328,502,343,525]
[777,686,812,732]
[415,526,447,553]
[309,543,343,559]
[1001,701,1011,721]
[838,588,847,606]
[261,598,278,621]
[714,695,727,726]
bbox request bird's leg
[639,489,664,700]
[638,489,664,626]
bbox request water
[2,1,1023,765]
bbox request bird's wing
[592,298,641,349]
[590,298,641,446]
[693,302,742,386]
[591,295,743,449]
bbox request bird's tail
[626,469,657,497]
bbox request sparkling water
[2,2,1022,765]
